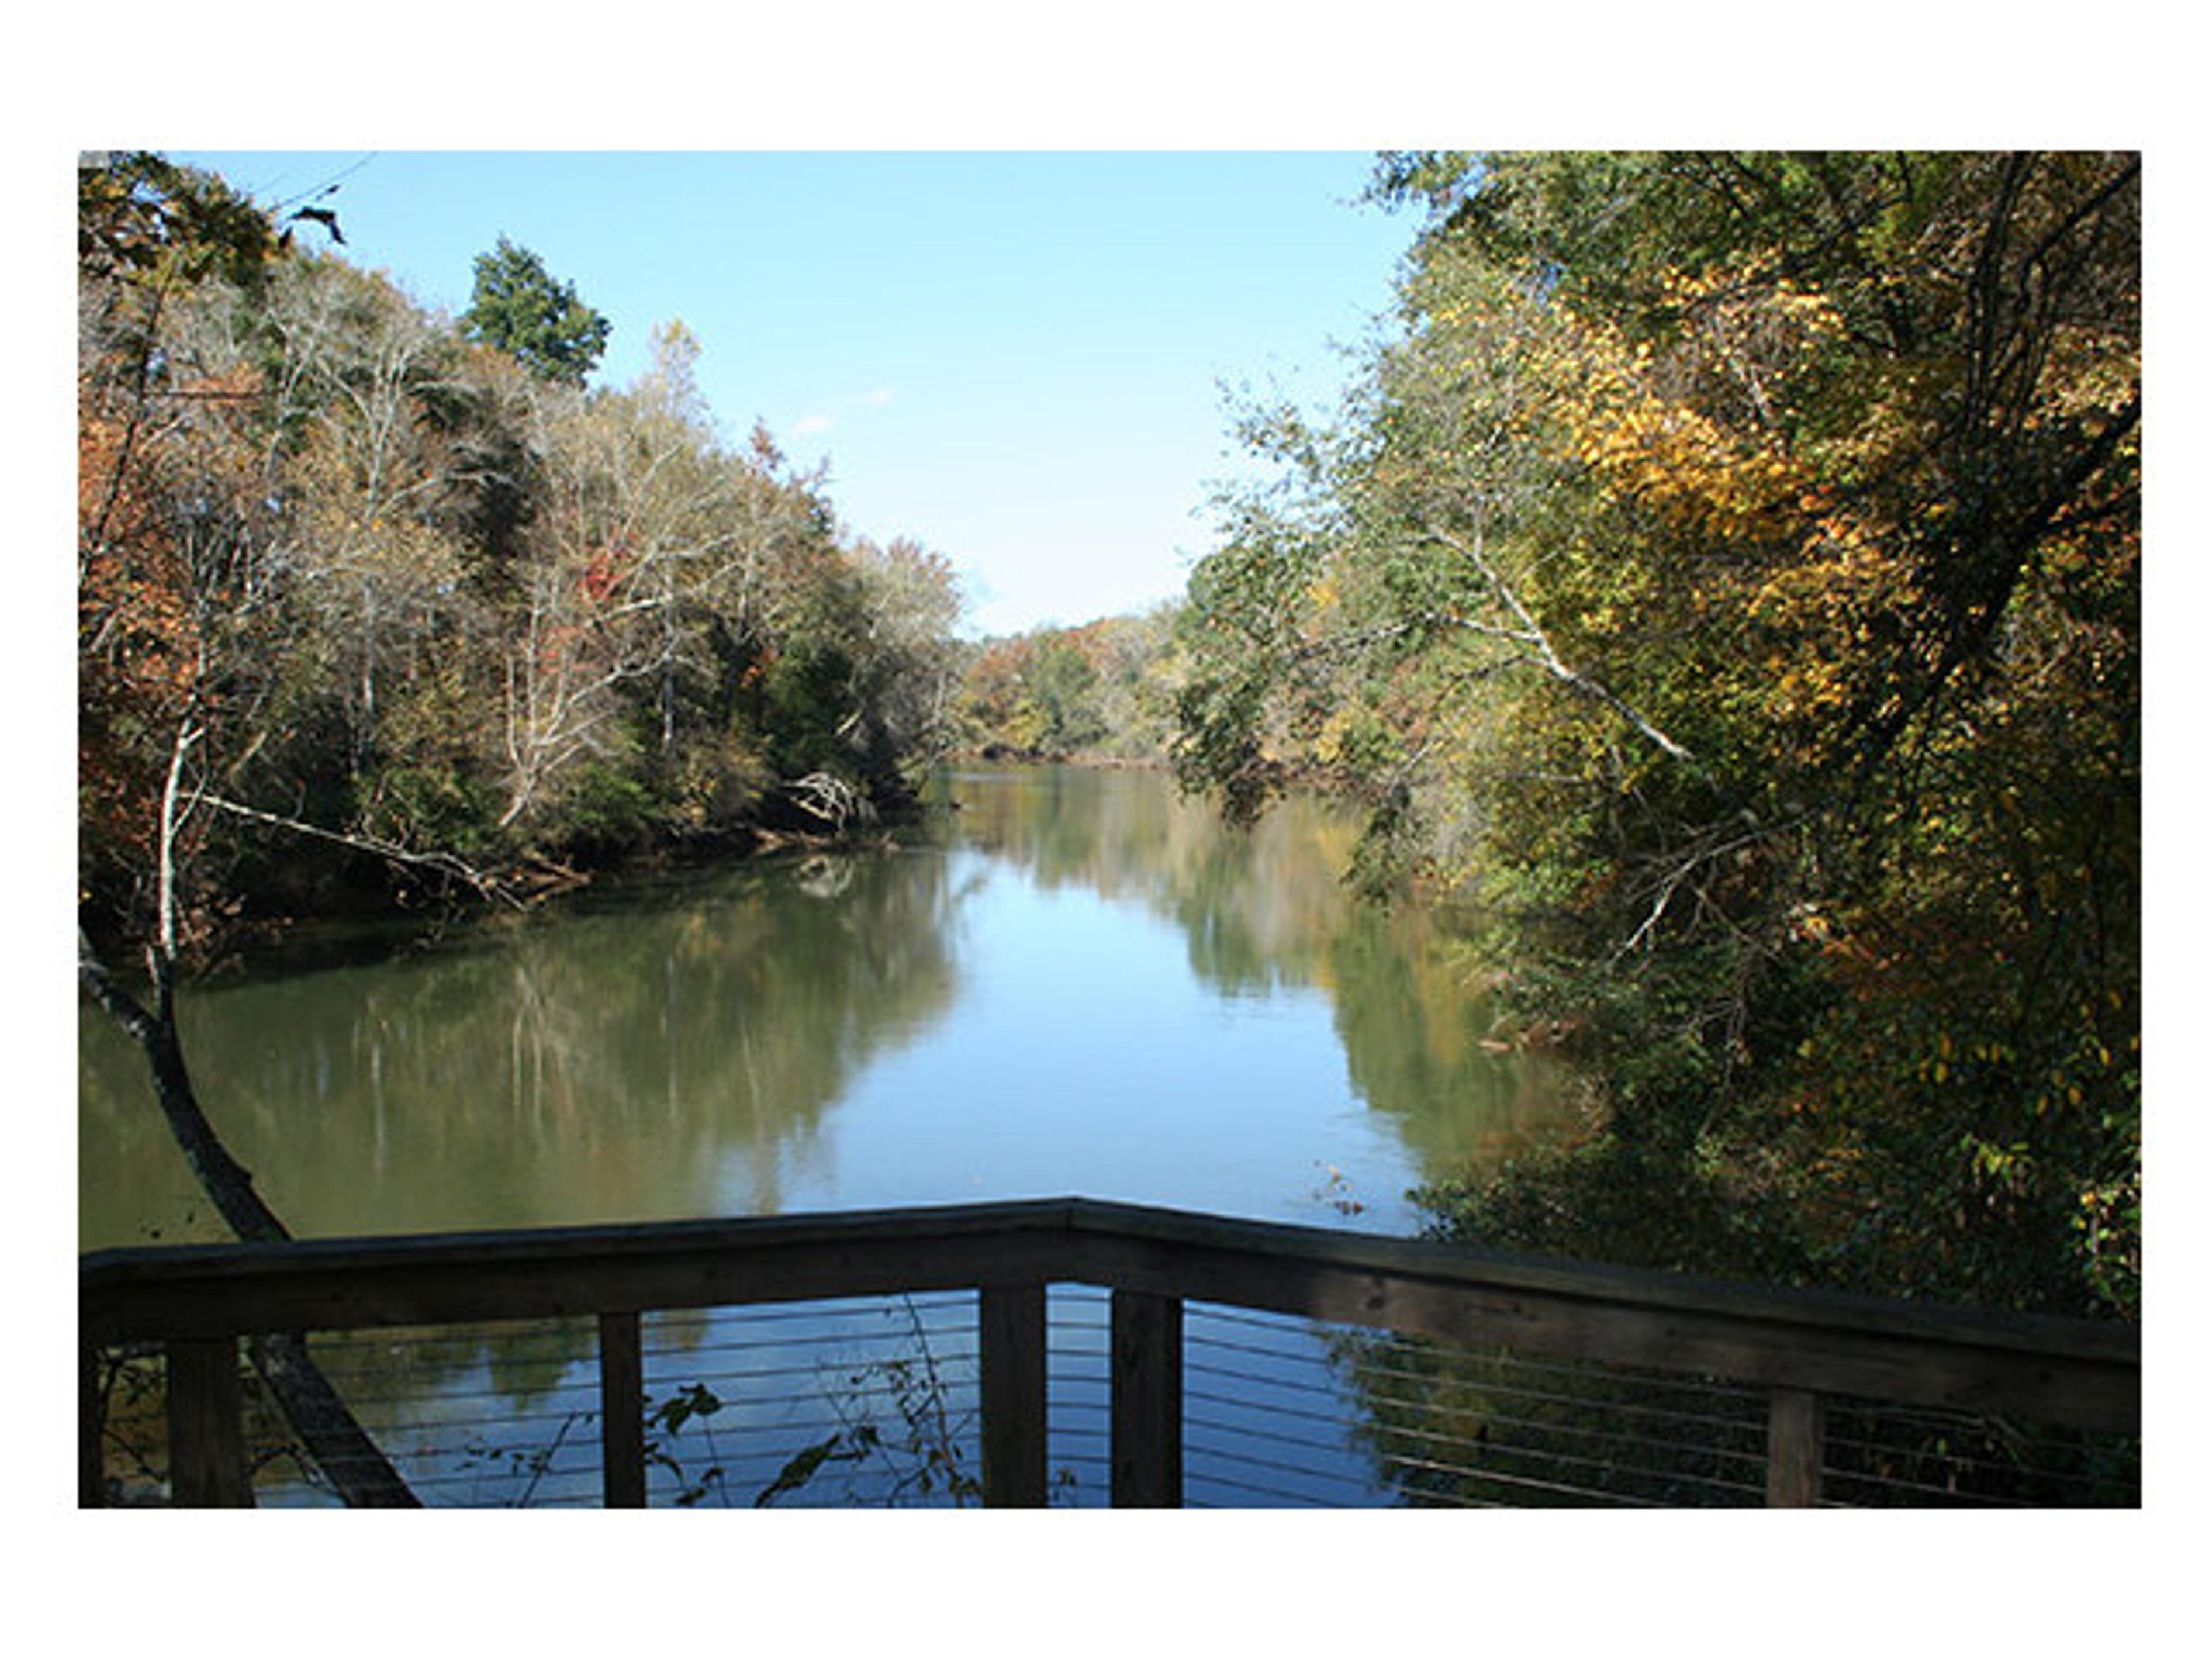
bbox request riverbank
[959,744,1167,770]
[81,775,940,988]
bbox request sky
[173,149,1417,638]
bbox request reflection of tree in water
[79,850,961,1245]
[78,1051,217,1249]
[1324,1325,1777,1508]
[952,766,1355,989]
[338,1318,597,1434]
[950,767,1575,1194]
[1324,906,1578,1179]
[948,766,1176,896]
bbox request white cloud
[793,388,896,437]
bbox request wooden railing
[78,1196,2140,1508]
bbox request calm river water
[81,766,1572,1249]
[80,766,1578,1505]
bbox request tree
[1179,152,2139,1316]
[955,611,1184,762]
[78,153,422,1503]
[461,235,611,387]
[1027,636,1109,755]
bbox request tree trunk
[81,940,421,1508]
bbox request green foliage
[758,638,858,778]
[461,236,611,386]
[1415,1134,1823,1290]
[78,150,284,289]
[643,1382,730,1506]
[366,763,502,860]
[648,1298,990,1509]
[558,760,661,853]
[956,608,1185,763]
[664,728,775,835]
[756,1299,988,1508]
[1181,151,2140,1317]
[1025,637,1108,753]
[753,1426,880,1508]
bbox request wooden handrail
[79,1197,2139,1508]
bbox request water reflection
[81,767,1570,1251]
[80,850,963,1247]
[943,766,1569,1196]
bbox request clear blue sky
[175,150,1418,638]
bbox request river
[80,764,1579,1504]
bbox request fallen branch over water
[79,931,420,1507]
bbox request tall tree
[78,153,421,1503]
[461,234,611,387]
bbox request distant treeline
[951,608,1185,763]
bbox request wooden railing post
[1766,1387,1824,1506]
[166,1336,252,1507]
[81,1341,107,1508]
[599,1311,647,1508]
[1111,1289,1183,1508]
[979,1282,1048,1507]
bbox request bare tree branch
[80,929,421,1506]
[1421,524,1700,767]
[198,793,524,907]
